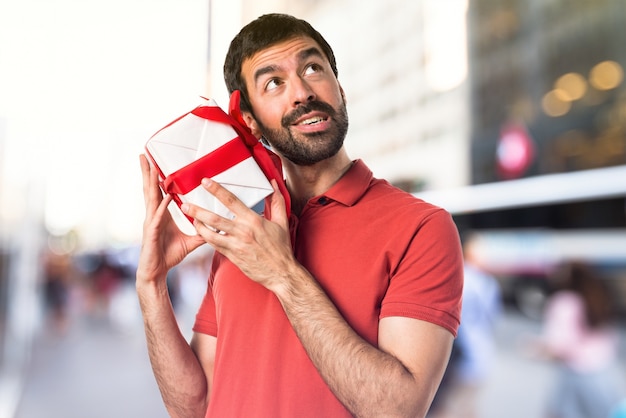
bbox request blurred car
[468,229,626,319]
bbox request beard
[257,99,349,166]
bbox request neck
[283,148,352,216]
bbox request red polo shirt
[194,160,463,417]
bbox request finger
[190,215,232,252]
[182,230,209,253]
[140,154,152,206]
[181,203,233,235]
[143,193,173,232]
[154,193,174,223]
[267,179,288,227]
[200,178,249,217]
[193,217,225,237]
[148,157,164,202]
[140,154,164,215]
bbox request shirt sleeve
[380,209,464,337]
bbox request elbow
[163,388,210,418]
[355,405,427,418]
[352,384,433,418]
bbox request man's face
[241,37,348,166]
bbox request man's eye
[304,64,322,75]
[265,78,281,91]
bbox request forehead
[241,36,324,82]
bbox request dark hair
[223,13,338,113]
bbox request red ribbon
[162,137,250,195]
[148,91,291,218]
[227,91,292,217]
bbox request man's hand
[137,154,206,285]
[181,178,294,291]
[136,155,212,418]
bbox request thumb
[266,179,289,228]
[184,233,208,254]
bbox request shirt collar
[319,159,373,207]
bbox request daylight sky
[0,0,210,245]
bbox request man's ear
[339,84,347,105]
[242,112,262,139]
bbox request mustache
[281,100,337,127]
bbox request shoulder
[333,160,457,236]
[372,179,455,229]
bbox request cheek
[257,108,286,131]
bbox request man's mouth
[283,101,336,128]
[298,116,327,126]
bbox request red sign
[496,123,535,179]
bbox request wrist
[272,264,318,303]
[136,280,175,322]
[136,272,170,302]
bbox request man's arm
[271,264,453,418]
[136,155,214,418]
[183,179,457,418]
[136,279,215,418]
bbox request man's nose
[290,76,316,106]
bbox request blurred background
[0,0,625,417]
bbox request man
[137,13,463,418]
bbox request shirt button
[317,196,329,205]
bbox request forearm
[137,278,209,418]
[273,268,425,418]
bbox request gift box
[145,91,290,234]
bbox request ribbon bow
[157,90,290,219]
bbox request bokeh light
[542,89,572,117]
[590,60,624,91]
[554,72,587,101]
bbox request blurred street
[10,301,626,418]
[13,309,169,418]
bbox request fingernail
[181,203,189,213]
[201,178,212,187]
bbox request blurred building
[450,0,626,316]
[465,0,626,228]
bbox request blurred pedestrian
[89,253,123,319]
[42,249,72,334]
[429,232,502,418]
[535,261,625,418]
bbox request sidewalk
[9,300,626,418]
[13,312,169,418]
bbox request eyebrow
[252,46,325,86]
